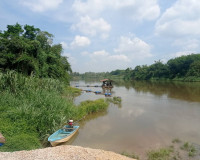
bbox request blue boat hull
[0,143,4,147]
[48,126,79,146]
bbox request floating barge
[100,79,113,88]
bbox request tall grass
[0,71,108,151]
[72,99,109,121]
[147,148,173,160]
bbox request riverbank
[0,145,134,160]
[0,72,109,152]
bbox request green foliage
[147,61,169,79]
[64,86,82,97]
[0,71,64,94]
[121,152,139,159]
[123,68,132,80]
[106,96,122,104]
[167,54,200,78]
[110,69,125,76]
[0,72,70,149]
[0,23,71,84]
[72,99,109,120]
[147,148,173,160]
[122,54,200,81]
[132,65,149,80]
[0,133,41,152]
[181,142,190,150]
[172,138,181,143]
[180,142,196,157]
[0,71,109,151]
[71,70,125,80]
[74,54,200,82]
[186,60,200,77]
[0,118,41,152]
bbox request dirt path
[0,145,135,160]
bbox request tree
[123,68,132,80]
[131,65,149,80]
[147,61,169,79]
[0,23,71,83]
[167,54,200,78]
[186,60,200,77]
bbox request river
[69,80,200,157]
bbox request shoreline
[0,145,135,160]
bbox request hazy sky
[1,0,200,73]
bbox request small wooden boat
[48,126,79,147]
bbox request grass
[106,96,122,104]
[172,138,181,143]
[121,152,139,159]
[180,142,196,157]
[147,139,199,160]
[64,86,82,97]
[0,71,109,151]
[72,99,109,121]
[147,148,173,160]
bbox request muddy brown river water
[69,80,200,157]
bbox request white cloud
[70,35,91,48]
[81,51,90,56]
[60,41,68,50]
[173,39,199,51]
[20,0,63,12]
[90,50,129,62]
[72,16,111,38]
[72,0,160,21]
[82,50,130,72]
[77,35,152,72]
[155,0,200,37]
[171,51,193,58]
[108,54,130,62]
[62,53,77,66]
[114,36,152,59]
[92,50,109,56]
[175,52,192,57]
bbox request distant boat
[48,126,79,147]
[100,79,114,88]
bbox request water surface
[69,80,200,157]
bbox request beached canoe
[48,126,79,147]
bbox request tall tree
[0,23,71,83]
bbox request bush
[72,99,109,120]
[180,142,196,157]
[0,134,41,152]
[0,71,109,151]
[147,148,173,160]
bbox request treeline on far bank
[72,54,200,82]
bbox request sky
[1,0,200,73]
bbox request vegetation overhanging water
[0,72,109,151]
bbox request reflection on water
[115,80,200,102]
[70,80,200,158]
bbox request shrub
[0,71,109,151]
[147,148,173,160]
